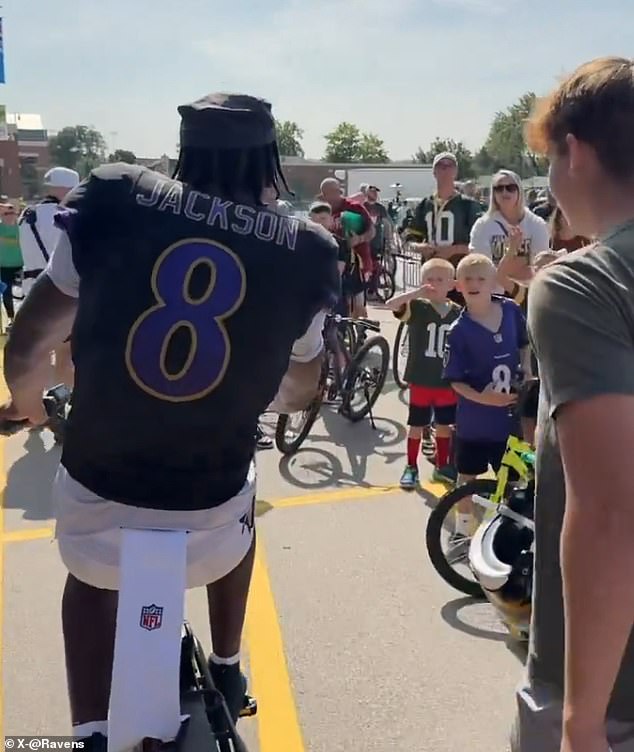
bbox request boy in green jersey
[385,258,461,487]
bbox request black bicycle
[274,315,390,454]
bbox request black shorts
[456,439,506,476]
[342,267,365,298]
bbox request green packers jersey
[408,193,482,266]
[396,299,462,386]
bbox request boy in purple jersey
[442,254,532,534]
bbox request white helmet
[468,483,535,639]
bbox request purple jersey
[442,296,528,441]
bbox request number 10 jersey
[396,299,461,387]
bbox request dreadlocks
[173,141,292,206]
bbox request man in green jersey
[406,152,482,303]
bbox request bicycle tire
[274,370,326,456]
[384,253,397,276]
[392,321,409,389]
[342,320,358,356]
[375,270,396,303]
[425,479,498,598]
[341,335,389,422]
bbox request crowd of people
[0,55,633,752]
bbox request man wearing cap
[0,93,339,748]
[406,152,482,278]
[19,167,81,292]
[363,184,394,261]
[18,166,80,388]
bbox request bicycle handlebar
[327,314,381,333]
[0,387,69,437]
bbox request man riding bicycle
[0,93,339,748]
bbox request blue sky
[3,0,633,160]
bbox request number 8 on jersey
[125,238,246,402]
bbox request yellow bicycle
[425,434,535,598]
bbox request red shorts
[410,385,457,408]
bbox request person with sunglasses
[468,169,551,293]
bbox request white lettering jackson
[135,184,299,250]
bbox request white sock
[211,651,240,666]
[455,513,473,536]
[73,721,108,738]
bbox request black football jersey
[58,164,339,510]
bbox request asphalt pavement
[1,294,526,752]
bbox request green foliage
[108,149,137,164]
[49,126,107,177]
[413,138,475,177]
[275,120,304,158]
[483,93,548,177]
[323,122,389,163]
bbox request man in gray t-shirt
[513,56,634,752]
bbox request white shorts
[53,463,256,591]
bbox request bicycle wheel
[340,335,389,421]
[392,321,409,389]
[425,479,498,598]
[340,320,358,356]
[374,270,395,303]
[384,252,397,276]
[274,362,327,454]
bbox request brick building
[0,137,21,198]
[7,113,51,198]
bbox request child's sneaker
[400,464,419,489]
[432,465,458,485]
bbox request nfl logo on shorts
[140,604,163,631]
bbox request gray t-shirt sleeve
[528,256,634,418]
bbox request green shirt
[409,193,482,267]
[0,224,23,268]
[395,298,461,387]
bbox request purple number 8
[125,238,246,402]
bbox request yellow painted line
[0,377,9,743]
[266,480,446,510]
[2,527,54,544]
[245,544,305,752]
[269,484,399,509]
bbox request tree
[275,120,304,158]
[357,133,389,163]
[49,125,107,177]
[108,149,137,164]
[483,93,548,177]
[323,122,389,162]
[473,146,495,176]
[413,138,475,178]
[323,122,362,162]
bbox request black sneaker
[76,733,108,752]
[208,659,248,724]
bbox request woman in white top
[468,170,550,292]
